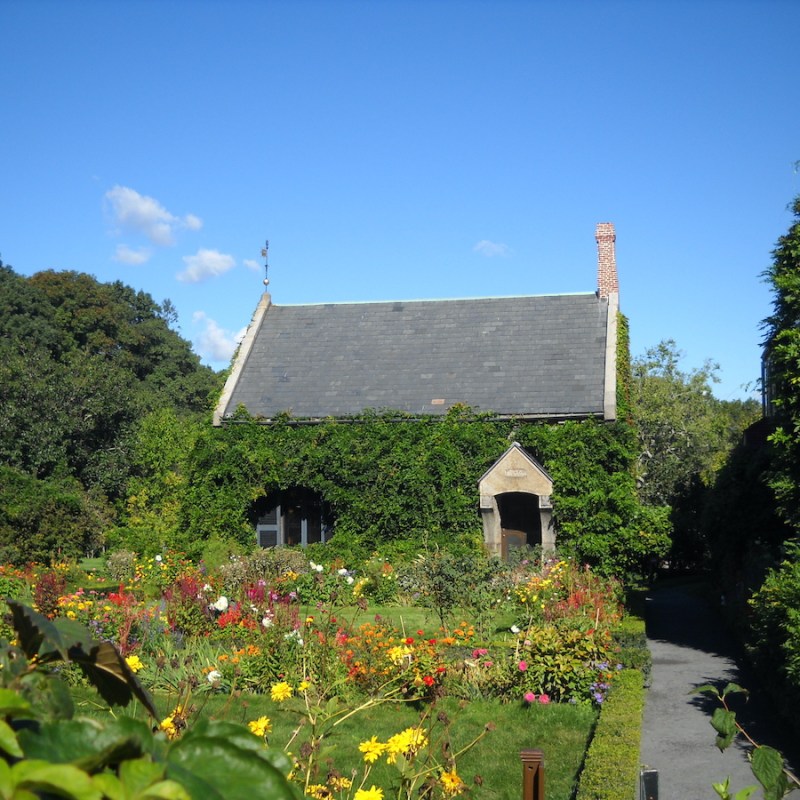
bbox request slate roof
[215,291,616,423]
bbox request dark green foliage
[183,408,665,581]
[0,266,220,491]
[575,669,645,800]
[701,421,789,611]
[762,196,800,530]
[516,419,671,578]
[0,262,222,562]
[746,546,800,723]
[0,465,109,563]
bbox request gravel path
[639,583,798,800]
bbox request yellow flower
[358,735,387,764]
[270,681,294,702]
[298,680,311,692]
[440,770,466,796]
[248,716,272,737]
[329,776,352,791]
[125,655,144,673]
[66,610,76,619]
[307,785,331,799]
[353,786,383,800]
[159,715,177,739]
[385,727,427,763]
[386,645,412,666]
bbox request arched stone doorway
[495,492,543,557]
[478,443,555,558]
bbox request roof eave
[213,292,272,427]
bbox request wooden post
[520,749,545,800]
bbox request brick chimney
[595,222,618,299]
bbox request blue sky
[2,0,798,401]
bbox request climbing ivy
[181,406,668,581]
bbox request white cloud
[113,244,152,265]
[177,249,236,283]
[473,239,513,258]
[243,259,261,272]
[105,185,202,246]
[192,311,246,362]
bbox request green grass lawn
[78,691,595,800]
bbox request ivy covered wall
[178,310,669,579]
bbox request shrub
[106,548,137,583]
[575,669,644,800]
[746,547,800,725]
[32,570,67,618]
[613,614,651,686]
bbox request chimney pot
[595,222,618,298]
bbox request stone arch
[478,442,555,558]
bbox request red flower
[422,675,435,686]
[405,637,414,645]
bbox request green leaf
[166,736,297,800]
[91,773,126,800]
[7,600,69,662]
[18,716,156,772]
[159,762,224,800]
[138,780,192,800]
[11,759,102,800]
[733,787,758,800]
[179,720,291,773]
[721,683,748,699]
[118,758,166,795]
[0,719,23,759]
[0,759,13,799]
[752,746,789,800]
[0,689,33,718]
[710,708,737,751]
[71,641,158,718]
[692,683,721,697]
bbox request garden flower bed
[0,549,633,799]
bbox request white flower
[207,669,222,683]
[346,575,354,585]
[262,615,273,629]
[309,560,324,573]
[210,596,229,613]
[337,568,349,576]
[202,584,212,592]
[155,554,163,562]
[510,625,521,634]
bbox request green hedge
[614,614,652,687]
[575,669,645,800]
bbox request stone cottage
[214,223,621,557]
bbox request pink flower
[483,660,493,668]
[524,692,536,703]
[538,694,551,704]
[518,660,528,672]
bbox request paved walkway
[639,582,799,800]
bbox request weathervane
[261,240,270,288]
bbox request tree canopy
[0,260,222,561]
[761,195,800,530]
